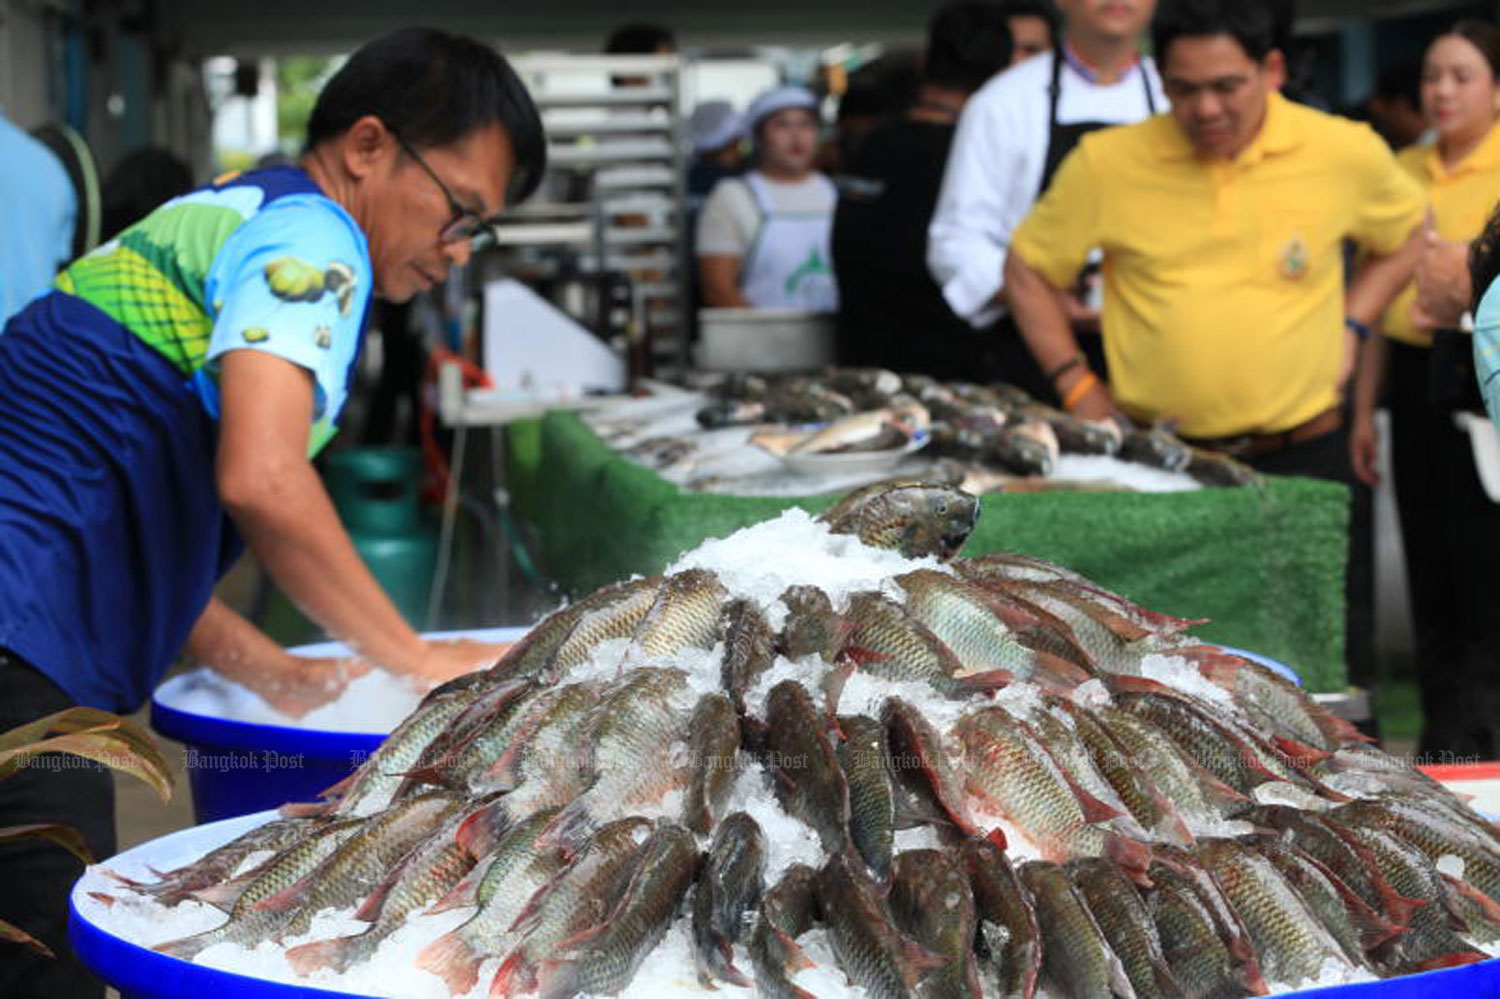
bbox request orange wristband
[1061,372,1100,412]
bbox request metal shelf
[503,52,692,379]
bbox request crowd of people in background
[688,0,1500,761]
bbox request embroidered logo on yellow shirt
[1279,235,1310,281]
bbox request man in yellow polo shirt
[1004,0,1426,720]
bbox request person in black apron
[991,51,1158,400]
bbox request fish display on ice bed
[588,368,1258,495]
[84,481,1500,999]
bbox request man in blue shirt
[0,112,76,324]
[0,30,545,995]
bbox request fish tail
[1103,833,1154,884]
[153,930,215,961]
[277,800,334,819]
[416,928,484,995]
[490,951,538,998]
[285,934,361,977]
[956,669,1016,694]
[539,796,598,848]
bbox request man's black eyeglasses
[390,129,504,252]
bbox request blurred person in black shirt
[832,2,1018,378]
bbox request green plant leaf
[0,727,174,803]
[0,916,55,956]
[0,823,95,864]
[0,707,125,753]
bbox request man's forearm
[1347,226,1424,326]
[1003,251,1087,379]
[184,596,294,686]
[223,460,423,673]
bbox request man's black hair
[926,2,1016,93]
[604,23,676,55]
[1152,0,1279,67]
[305,27,546,205]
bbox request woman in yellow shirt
[1350,20,1500,758]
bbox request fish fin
[97,866,149,889]
[823,659,856,720]
[153,933,212,961]
[1101,673,1180,698]
[316,770,358,801]
[285,935,360,977]
[416,929,485,995]
[1103,834,1154,884]
[899,937,952,983]
[839,645,891,667]
[1063,775,1125,826]
[490,951,538,999]
[86,891,116,907]
[1415,951,1489,972]
[188,881,250,910]
[456,802,511,858]
[713,941,754,988]
[538,796,598,849]
[1442,873,1500,926]
[955,669,1016,694]
[389,763,453,789]
[771,926,817,972]
[249,874,314,914]
[278,800,333,819]
[986,826,1009,850]
[1271,736,1334,766]
[1031,651,1095,690]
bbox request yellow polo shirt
[1380,124,1500,347]
[1011,92,1426,438]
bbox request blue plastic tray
[150,627,528,824]
[1214,643,1302,685]
[70,809,1500,998]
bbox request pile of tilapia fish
[116,483,1500,998]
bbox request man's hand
[1059,289,1101,330]
[258,655,373,719]
[1350,410,1381,487]
[405,639,512,689]
[1412,232,1472,331]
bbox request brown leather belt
[1180,406,1343,459]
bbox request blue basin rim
[149,696,387,759]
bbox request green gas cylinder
[321,447,438,628]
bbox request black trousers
[1244,422,1377,721]
[1387,341,1500,759]
[0,652,113,999]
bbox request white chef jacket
[926,49,1166,328]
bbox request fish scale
[543,668,695,847]
[272,791,464,941]
[837,714,897,878]
[1019,860,1136,998]
[153,816,367,960]
[1195,838,1353,986]
[819,853,943,999]
[888,848,982,999]
[749,863,822,999]
[692,812,767,987]
[539,824,701,999]
[960,837,1041,999]
[628,568,728,659]
[682,692,740,836]
[415,808,568,995]
[1145,863,1258,999]
[1066,857,1180,999]
[955,707,1126,863]
[551,575,663,673]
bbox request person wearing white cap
[696,86,839,312]
[686,100,745,212]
